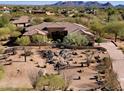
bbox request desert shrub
[0,27,11,40]
[0,65,4,80]
[63,32,89,46]
[118,46,124,53]
[35,74,65,90]
[21,51,33,56]
[118,29,124,41]
[0,14,10,27]
[104,70,120,90]
[31,17,43,25]
[97,57,121,90]
[95,37,104,45]
[0,46,5,54]
[11,31,21,38]
[16,36,31,46]
[32,35,48,43]
[43,17,54,22]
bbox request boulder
[41,50,54,60]
[72,75,81,80]
[72,51,78,55]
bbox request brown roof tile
[25,22,94,37]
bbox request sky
[0,1,124,6]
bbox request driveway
[100,42,124,90]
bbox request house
[30,10,46,14]
[11,16,31,27]
[24,22,94,45]
[84,8,96,15]
[46,11,55,16]
[0,6,13,13]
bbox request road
[100,42,124,90]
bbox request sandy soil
[0,46,107,90]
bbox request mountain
[52,1,114,8]
[53,1,85,6]
[116,4,124,8]
[83,1,101,7]
[101,2,113,8]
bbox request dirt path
[100,42,124,90]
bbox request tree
[105,21,124,42]
[5,23,17,32]
[118,28,124,41]
[0,14,10,27]
[90,21,104,37]
[32,35,48,49]
[0,27,11,41]
[63,32,89,46]
[106,8,116,22]
[16,36,31,62]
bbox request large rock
[41,50,54,60]
[59,49,72,59]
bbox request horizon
[0,1,124,6]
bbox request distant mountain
[116,4,124,8]
[52,1,114,8]
[101,2,113,8]
[53,1,85,6]
[83,1,101,7]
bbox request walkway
[100,42,124,90]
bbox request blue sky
[0,1,124,6]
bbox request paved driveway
[100,42,124,90]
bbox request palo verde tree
[16,36,31,62]
[106,8,116,22]
[0,14,11,27]
[118,28,124,40]
[90,20,105,37]
[105,21,124,42]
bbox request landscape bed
[0,45,121,91]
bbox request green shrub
[35,74,65,90]
[32,35,48,43]
[16,36,31,46]
[63,32,89,46]
[95,37,104,45]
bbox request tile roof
[25,22,94,37]
[23,28,47,36]
[12,16,30,24]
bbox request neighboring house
[30,10,46,14]
[0,7,13,13]
[11,16,31,27]
[46,11,55,16]
[24,22,95,45]
[84,8,96,15]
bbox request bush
[11,31,21,38]
[43,17,54,22]
[63,32,89,46]
[31,17,43,25]
[16,36,31,46]
[32,35,48,43]
[95,37,104,45]
[0,65,4,80]
[21,51,33,56]
[35,74,65,90]
[0,46,5,54]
